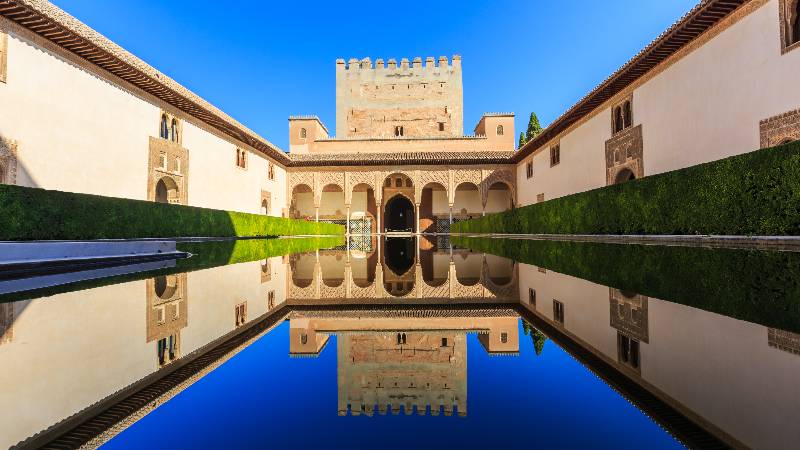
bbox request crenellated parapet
[336,55,460,72]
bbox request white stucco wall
[0,29,288,217]
[516,0,800,207]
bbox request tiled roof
[511,0,750,163]
[288,151,516,167]
[0,0,291,165]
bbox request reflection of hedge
[454,236,800,334]
[454,141,800,235]
[0,236,344,303]
[0,184,343,240]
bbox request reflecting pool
[1,235,798,449]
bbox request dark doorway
[385,195,414,232]
[615,169,636,184]
[384,237,415,276]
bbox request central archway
[384,195,415,233]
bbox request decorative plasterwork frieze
[605,124,644,186]
[760,107,800,148]
[0,135,18,185]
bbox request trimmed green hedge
[454,141,800,235]
[0,184,343,240]
[454,236,800,334]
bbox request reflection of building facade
[287,237,519,302]
[517,262,800,450]
[287,309,520,416]
[146,274,188,367]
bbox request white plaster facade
[515,0,800,207]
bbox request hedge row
[453,235,800,334]
[454,141,800,235]
[0,184,343,240]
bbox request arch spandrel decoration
[450,169,483,205]
[416,170,450,204]
[481,169,516,207]
[345,171,378,205]
[317,172,345,206]
[0,136,18,185]
[481,258,519,300]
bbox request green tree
[526,112,543,142]
[519,132,527,148]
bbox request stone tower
[335,56,464,138]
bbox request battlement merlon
[336,55,461,71]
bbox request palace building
[0,0,799,234]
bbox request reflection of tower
[338,332,466,416]
[609,288,648,373]
[288,311,519,417]
[146,274,188,367]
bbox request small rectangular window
[528,288,536,305]
[553,300,565,324]
[438,122,445,132]
[501,332,508,344]
[550,144,560,167]
[536,193,545,203]
[526,161,533,179]
[617,333,641,370]
[441,337,448,347]
[268,163,275,180]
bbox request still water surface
[1,235,798,449]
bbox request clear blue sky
[52,0,698,150]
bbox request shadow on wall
[453,235,800,334]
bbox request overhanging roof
[511,0,750,163]
[0,0,291,165]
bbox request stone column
[415,203,421,235]
[377,199,382,234]
[449,205,453,225]
[315,207,319,222]
[346,205,351,235]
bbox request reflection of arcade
[288,236,518,301]
[288,307,520,416]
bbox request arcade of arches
[287,168,515,234]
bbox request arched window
[394,126,404,137]
[300,128,307,139]
[496,124,504,136]
[171,118,179,143]
[160,114,169,139]
[623,101,632,128]
[613,107,624,134]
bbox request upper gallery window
[526,161,533,179]
[394,126,404,137]
[159,113,181,144]
[496,124,504,136]
[268,162,275,181]
[300,128,307,139]
[236,148,247,169]
[612,98,633,134]
[160,114,169,139]
[781,0,800,51]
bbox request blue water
[104,322,680,450]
